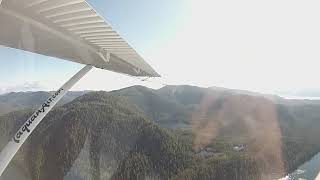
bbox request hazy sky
[1,0,320,95]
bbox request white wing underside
[0,0,159,77]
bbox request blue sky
[0,0,190,93]
[1,0,320,96]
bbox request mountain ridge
[1,85,320,179]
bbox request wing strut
[0,64,93,176]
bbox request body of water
[280,152,320,180]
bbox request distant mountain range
[1,85,320,179]
[277,89,320,98]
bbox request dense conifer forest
[1,86,320,179]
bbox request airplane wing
[0,0,159,77]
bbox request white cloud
[0,81,48,94]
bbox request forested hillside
[0,91,86,115]
[0,92,263,180]
[1,86,320,179]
